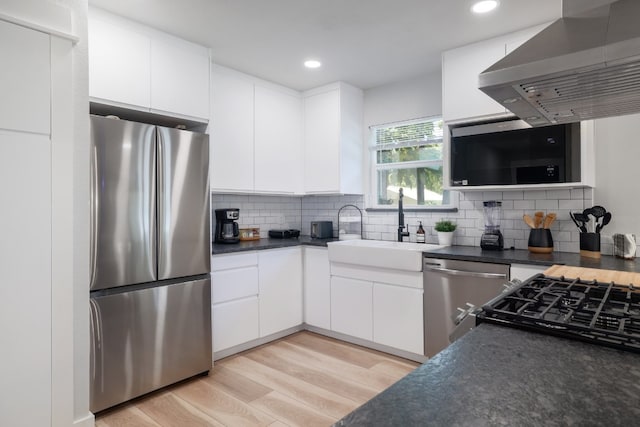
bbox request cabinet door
[258,248,303,337]
[304,90,341,193]
[88,15,151,109]
[150,36,209,120]
[0,130,52,426]
[211,266,259,304]
[373,283,423,355]
[254,85,303,193]
[0,20,50,134]
[330,276,373,340]
[442,38,506,122]
[213,297,260,353]
[303,247,331,329]
[210,68,254,191]
[510,264,546,282]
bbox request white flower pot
[437,231,454,246]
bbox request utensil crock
[528,228,553,254]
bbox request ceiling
[88,0,562,91]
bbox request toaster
[311,221,333,239]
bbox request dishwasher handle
[423,264,508,280]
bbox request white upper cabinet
[442,24,548,124]
[442,38,506,123]
[210,65,304,194]
[303,83,364,194]
[150,34,210,120]
[210,66,255,192]
[88,8,209,121]
[89,15,151,111]
[0,20,50,134]
[254,85,303,193]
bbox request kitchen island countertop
[335,323,640,426]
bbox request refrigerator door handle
[89,298,102,386]
[90,146,98,287]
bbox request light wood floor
[95,331,419,427]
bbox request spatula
[534,211,544,228]
[543,213,557,229]
[596,212,611,233]
[572,212,589,233]
[523,214,536,229]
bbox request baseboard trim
[74,413,95,427]
[213,325,304,361]
[213,323,427,364]
[304,324,428,363]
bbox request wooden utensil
[523,214,536,229]
[543,213,557,229]
[534,211,544,228]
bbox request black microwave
[449,119,581,187]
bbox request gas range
[477,274,640,353]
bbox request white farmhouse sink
[327,240,443,272]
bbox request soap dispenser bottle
[416,221,425,243]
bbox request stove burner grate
[478,274,640,353]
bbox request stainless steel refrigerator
[89,115,211,413]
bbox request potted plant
[434,220,457,246]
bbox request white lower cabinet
[330,276,373,341]
[303,247,331,329]
[212,297,259,352]
[211,253,260,355]
[373,283,423,355]
[510,263,547,282]
[258,247,303,337]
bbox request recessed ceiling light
[304,60,322,69]
[471,1,499,14]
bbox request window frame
[367,116,456,211]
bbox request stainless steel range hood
[479,0,640,126]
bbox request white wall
[593,113,640,255]
[362,70,443,207]
[363,69,442,129]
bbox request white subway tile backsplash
[482,191,503,200]
[535,199,559,210]
[546,189,571,199]
[526,190,547,200]
[502,191,524,200]
[514,200,535,210]
[559,199,584,210]
[570,188,584,199]
[214,186,590,254]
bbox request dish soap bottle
[416,221,425,243]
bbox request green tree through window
[371,117,447,207]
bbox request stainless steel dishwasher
[423,257,509,357]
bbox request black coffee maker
[215,208,240,243]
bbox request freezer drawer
[90,277,212,413]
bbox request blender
[480,201,504,250]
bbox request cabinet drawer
[212,297,259,353]
[211,266,258,303]
[211,252,258,271]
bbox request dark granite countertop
[336,324,640,427]
[423,245,640,272]
[212,236,339,254]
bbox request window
[370,117,450,209]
